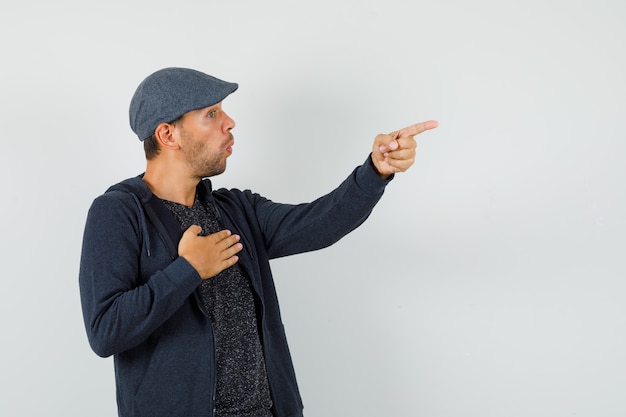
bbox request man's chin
[200,163,226,178]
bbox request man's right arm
[78,193,201,357]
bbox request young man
[79,67,438,417]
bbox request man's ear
[154,122,179,150]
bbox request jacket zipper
[193,291,217,417]
[235,260,279,415]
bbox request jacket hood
[106,175,152,201]
[104,176,155,256]
[104,175,215,258]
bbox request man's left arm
[255,119,439,258]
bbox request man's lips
[226,141,234,154]
[226,134,234,154]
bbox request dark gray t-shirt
[161,195,273,417]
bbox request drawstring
[130,193,152,257]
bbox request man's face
[175,102,236,178]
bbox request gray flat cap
[129,67,239,141]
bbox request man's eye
[208,110,216,118]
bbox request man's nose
[224,112,235,131]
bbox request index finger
[397,120,439,138]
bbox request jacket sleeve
[252,155,392,259]
[79,191,201,358]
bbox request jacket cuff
[354,154,394,196]
[163,256,203,293]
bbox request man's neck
[143,162,199,207]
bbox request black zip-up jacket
[79,156,391,417]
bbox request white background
[1,1,625,416]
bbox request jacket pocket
[135,334,214,417]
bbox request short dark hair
[143,134,160,160]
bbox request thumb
[386,139,399,151]
[184,224,203,237]
[373,133,387,158]
[374,133,399,156]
